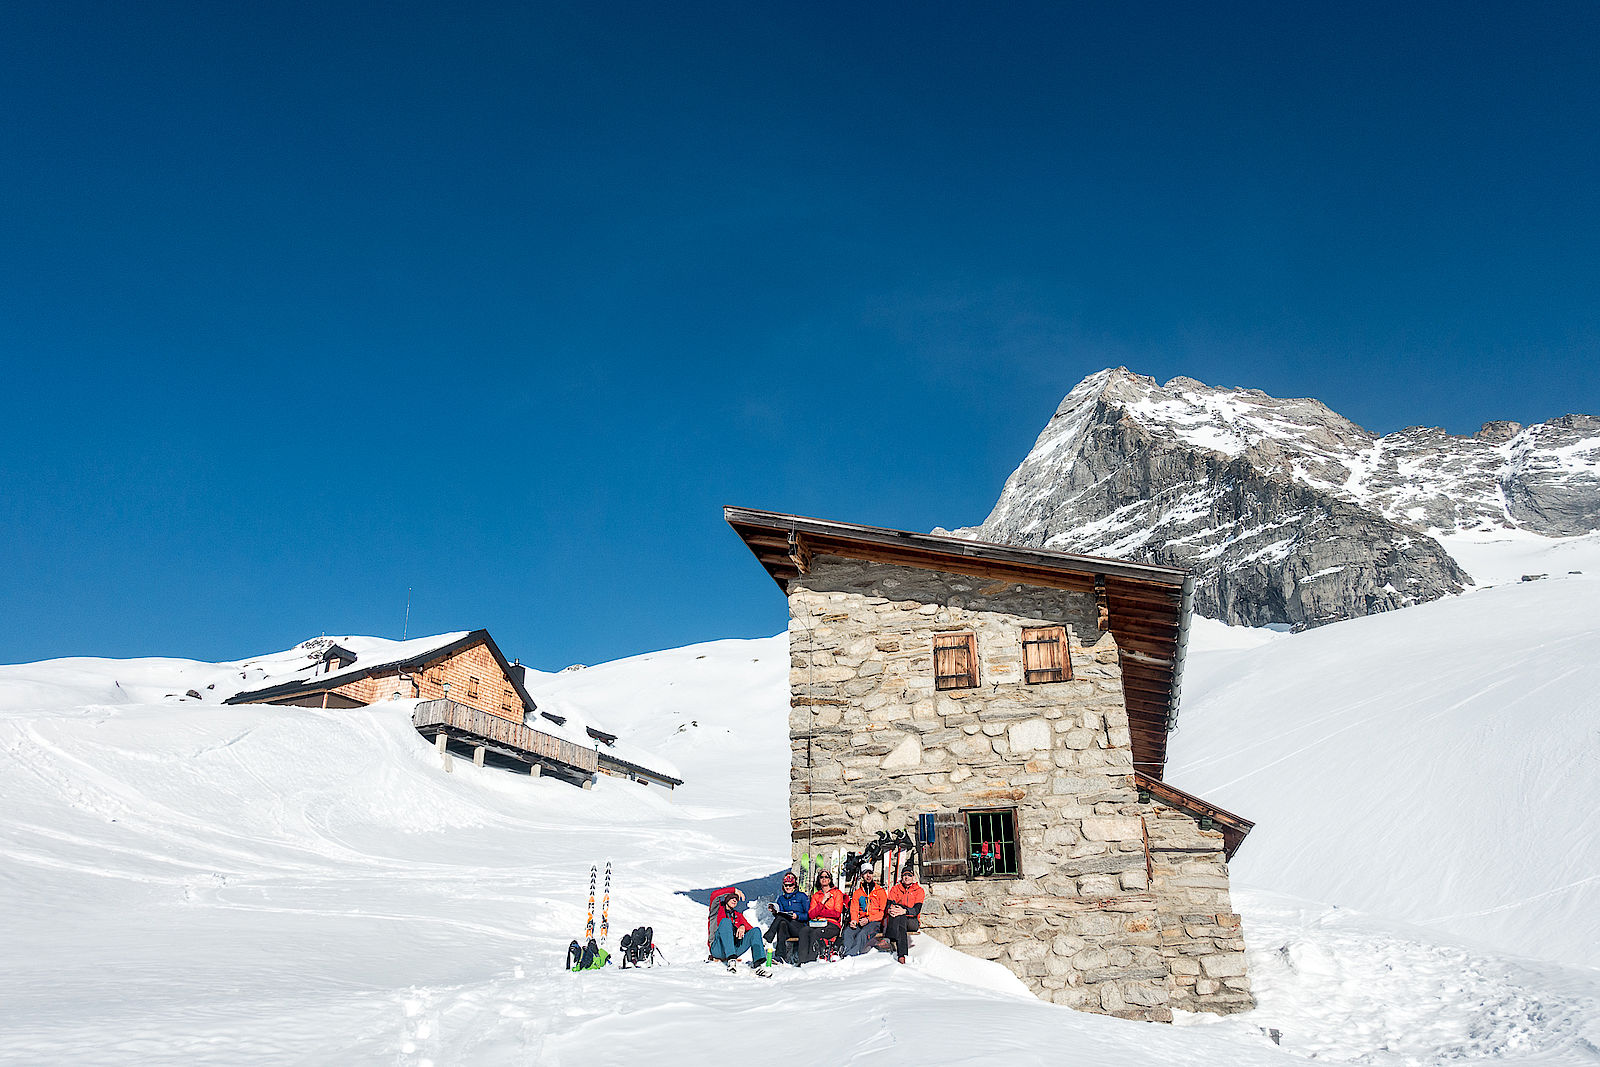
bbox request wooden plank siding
[413,699,598,774]
[332,641,523,723]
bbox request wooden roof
[1135,772,1253,859]
[725,506,1196,780]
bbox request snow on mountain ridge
[961,368,1599,628]
[1054,369,1600,537]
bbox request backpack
[619,925,661,969]
[566,937,609,971]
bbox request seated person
[800,871,844,963]
[840,870,887,957]
[882,868,925,963]
[764,872,810,964]
[707,886,771,975]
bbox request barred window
[965,809,1020,878]
[933,632,978,690]
[1021,626,1070,684]
[917,808,1021,880]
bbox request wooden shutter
[919,810,970,881]
[933,632,978,690]
[1022,626,1069,684]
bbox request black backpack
[618,925,661,969]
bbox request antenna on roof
[404,587,412,640]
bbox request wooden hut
[224,630,644,787]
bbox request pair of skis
[569,861,613,972]
[798,847,844,889]
[887,830,918,884]
[851,829,918,886]
[585,861,612,943]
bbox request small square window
[1021,626,1070,684]
[966,809,1020,877]
[933,632,979,690]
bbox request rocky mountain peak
[959,370,1599,629]
[1475,420,1524,444]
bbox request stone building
[727,507,1254,1022]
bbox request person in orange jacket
[841,870,888,956]
[800,870,845,963]
[881,868,926,963]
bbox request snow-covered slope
[958,368,1600,629]
[3,568,1600,1063]
[1169,570,1600,970]
[520,637,790,859]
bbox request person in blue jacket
[764,871,811,965]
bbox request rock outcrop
[955,369,1600,629]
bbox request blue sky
[3,1,1597,669]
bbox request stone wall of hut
[787,555,1252,1021]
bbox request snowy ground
[1173,573,1600,969]
[3,547,1599,1064]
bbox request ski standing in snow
[585,864,596,940]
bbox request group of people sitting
[708,866,926,975]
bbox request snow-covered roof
[533,694,682,784]
[224,631,478,704]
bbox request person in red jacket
[881,868,926,963]
[842,870,888,956]
[801,870,845,963]
[707,886,771,975]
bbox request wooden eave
[1134,772,1254,860]
[725,506,1195,780]
[597,751,685,788]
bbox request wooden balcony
[412,698,598,780]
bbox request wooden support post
[787,530,812,575]
[530,763,542,778]
[582,774,595,790]
[436,732,453,773]
[474,746,486,768]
